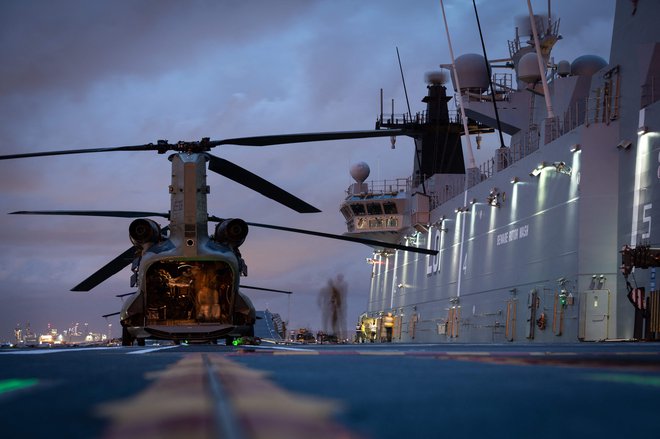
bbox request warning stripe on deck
[98,353,360,439]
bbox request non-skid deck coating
[1,342,659,438]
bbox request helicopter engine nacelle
[129,218,161,246]
[214,218,248,248]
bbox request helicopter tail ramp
[143,324,235,342]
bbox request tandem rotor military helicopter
[0,130,436,346]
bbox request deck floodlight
[553,161,572,176]
[617,140,632,150]
[529,162,547,177]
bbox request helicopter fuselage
[120,152,253,345]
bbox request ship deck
[1,341,659,438]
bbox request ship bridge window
[383,202,397,214]
[350,204,366,215]
[340,205,353,220]
[367,203,383,215]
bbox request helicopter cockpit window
[144,260,234,326]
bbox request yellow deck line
[98,353,358,439]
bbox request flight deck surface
[1,342,659,438]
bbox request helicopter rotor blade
[9,210,169,291]
[0,144,163,160]
[10,210,169,219]
[208,215,437,256]
[73,225,169,291]
[116,292,137,298]
[206,154,320,214]
[212,129,405,147]
[240,285,293,295]
[71,246,137,292]
[0,129,406,161]
[102,311,121,318]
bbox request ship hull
[360,0,660,343]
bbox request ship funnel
[425,70,448,85]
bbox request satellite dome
[425,70,448,85]
[571,55,607,77]
[452,53,489,92]
[557,60,571,77]
[350,162,370,183]
[517,52,543,83]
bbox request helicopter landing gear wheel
[121,327,134,346]
[225,336,235,346]
[137,338,146,346]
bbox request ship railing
[348,178,411,198]
[544,94,620,143]
[458,86,512,104]
[377,110,464,127]
[492,73,514,95]
[425,133,540,210]
[477,158,496,181]
[507,16,561,59]
[429,183,463,210]
[378,112,423,126]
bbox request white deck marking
[0,347,120,355]
[126,345,181,354]
[244,345,311,352]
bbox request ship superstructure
[344,0,660,343]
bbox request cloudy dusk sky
[0,0,615,340]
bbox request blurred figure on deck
[318,274,348,340]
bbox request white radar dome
[557,60,571,77]
[517,52,543,83]
[350,162,370,183]
[452,53,489,92]
[571,55,607,77]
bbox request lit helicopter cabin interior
[144,260,234,325]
